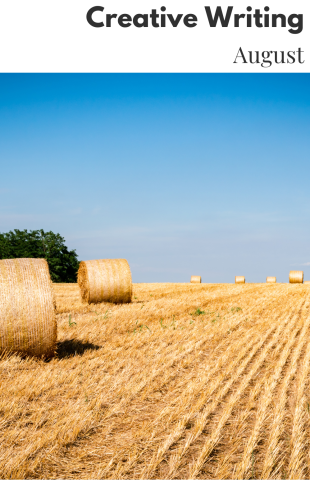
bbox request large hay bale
[190,276,201,283]
[289,271,304,284]
[78,259,132,304]
[0,258,56,358]
[266,277,276,283]
[235,276,245,284]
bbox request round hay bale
[78,259,132,304]
[190,276,201,283]
[289,271,304,284]
[266,277,276,283]
[235,276,245,284]
[304,281,310,285]
[0,258,56,358]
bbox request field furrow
[233,300,308,479]
[185,302,303,479]
[287,340,310,479]
[212,301,306,479]
[261,301,310,479]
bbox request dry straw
[0,258,56,358]
[266,277,277,283]
[304,281,310,285]
[289,271,304,284]
[235,276,245,284]
[191,276,201,284]
[78,259,132,304]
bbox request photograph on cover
[0,73,310,479]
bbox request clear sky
[0,74,309,283]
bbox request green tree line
[0,229,79,282]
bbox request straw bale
[304,281,310,285]
[78,259,132,304]
[235,276,245,284]
[190,276,201,284]
[0,258,56,358]
[289,271,304,284]
[266,277,277,283]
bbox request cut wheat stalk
[100,337,208,426]
[165,316,294,479]
[234,312,306,479]
[108,318,268,479]
[141,328,267,479]
[261,301,310,479]
[110,299,296,479]
[286,337,310,478]
[114,299,287,473]
[98,307,265,471]
[213,304,303,479]
[99,335,216,478]
[187,309,300,480]
[2,282,306,479]
[214,376,269,480]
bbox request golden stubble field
[1,282,310,479]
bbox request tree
[0,229,80,283]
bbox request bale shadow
[56,339,101,359]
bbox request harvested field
[1,282,310,479]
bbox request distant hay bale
[235,276,245,284]
[78,259,132,304]
[304,281,310,285]
[0,258,56,358]
[190,276,201,283]
[289,271,304,284]
[266,277,276,283]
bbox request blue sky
[0,74,309,283]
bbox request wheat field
[1,282,310,479]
